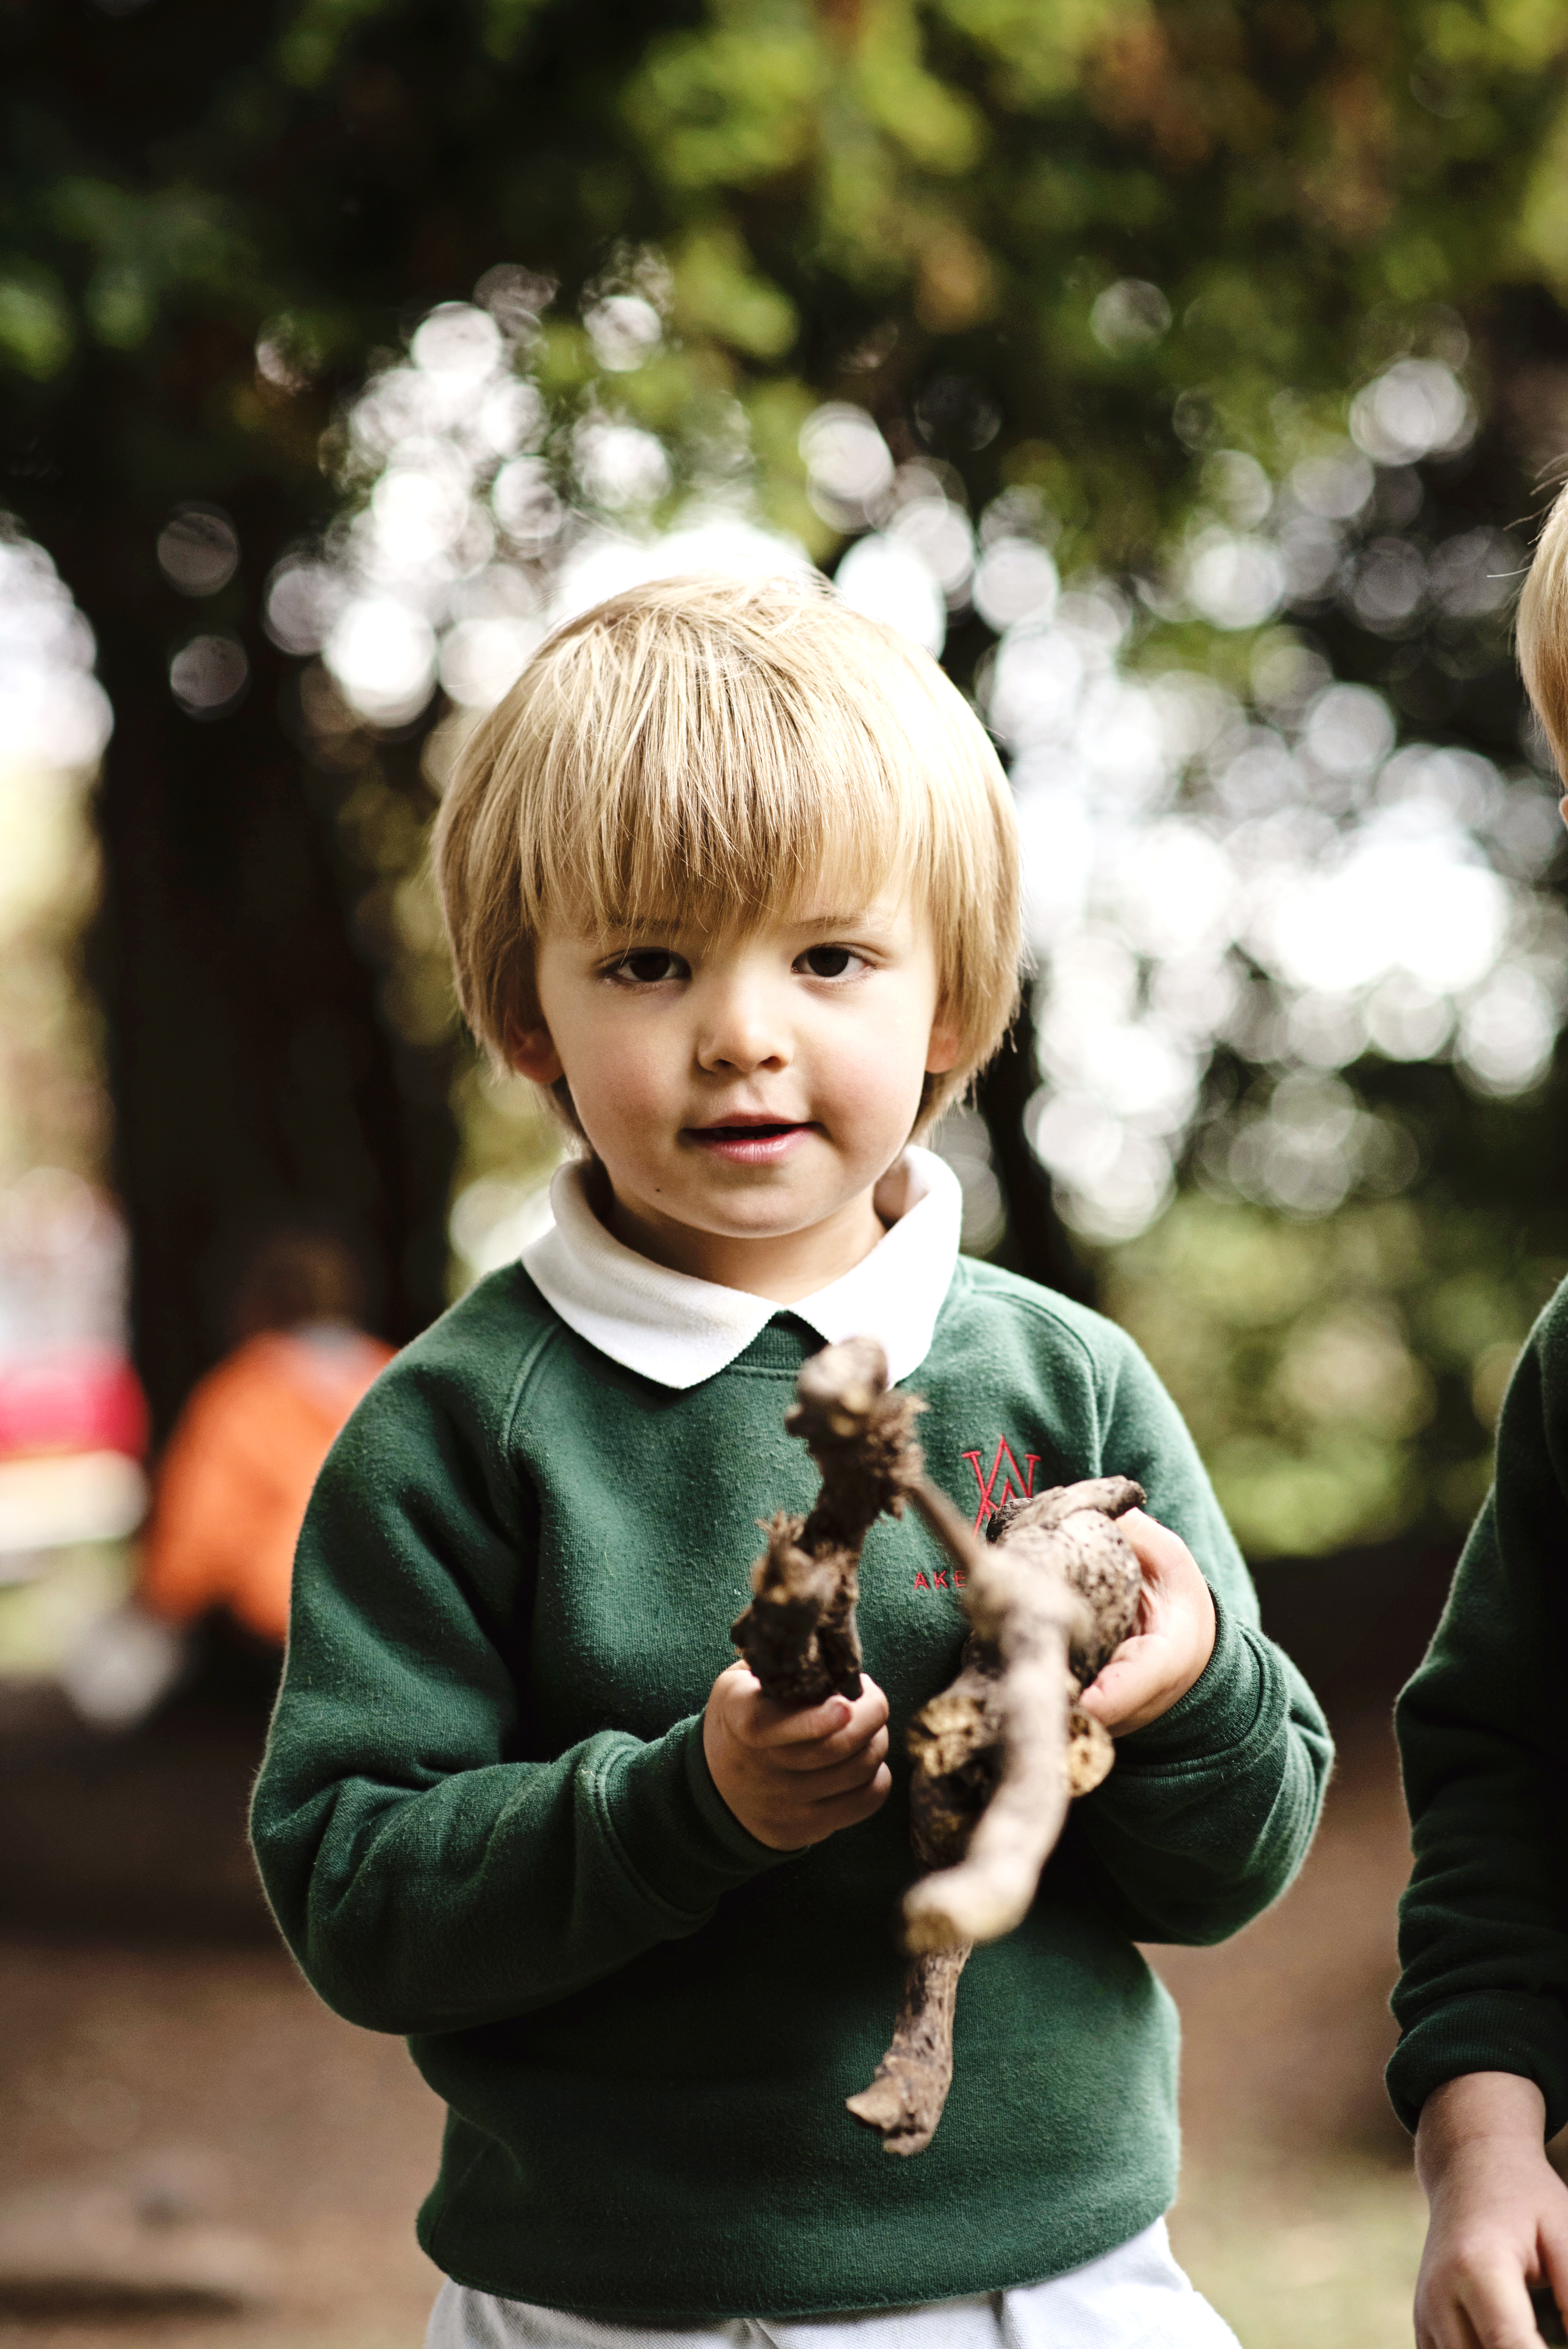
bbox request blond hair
[1518,481,1568,778]
[433,571,1021,1131]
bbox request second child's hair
[1518,482,1568,778]
[433,571,1022,1130]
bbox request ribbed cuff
[1387,1993,1568,2135]
[596,1713,793,1926]
[1113,1588,1268,1768]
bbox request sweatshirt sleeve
[248,1339,790,2038]
[1387,1303,1568,2134]
[1061,1322,1334,1946]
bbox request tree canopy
[5,0,1568,1564]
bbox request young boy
[250,574,1331,2346]
[1390,490,1568,2349]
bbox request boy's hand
[1075,1509,1216,1736]
[703,1663,892,1850]
[1414,2073,1568,2349]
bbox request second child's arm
[1390,1304,1568,2346]
[1414,2074,1568,2349]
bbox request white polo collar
[521,1144,962,1391]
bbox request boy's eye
[799,945,857,979]
[612,949,686,984]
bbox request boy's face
[510,889,959,1294]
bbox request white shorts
[425,2218,1240,2349]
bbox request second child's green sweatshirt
[250,1246,1330,2323]
[1390,1277,1568,2133]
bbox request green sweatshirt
[250,1256,1331,2321]
[1390,1278,1568,2134]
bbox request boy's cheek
[815,1034,930,1124]
[568,1051,672,1146]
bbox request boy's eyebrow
[586,903,898,946]
[786,904,903,932]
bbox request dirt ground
[0,1678,1425,2349]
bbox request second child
[1390,488,1568,2349]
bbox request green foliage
[670,228,798,362]
[937,0,1150,110]
[739,377,829,550]
[0,272,71,379]
[278,0,411,89]
[479,0,552,64]
[49,179,250,349]
[5,0,1568,1486]
[624,11,828,192]
[1099,1192,1560,1557]
[7,0,1568,577]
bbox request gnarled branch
[851,1474,1145,2155]
[731,1337,925,1706]
[738,1339,1147,2161]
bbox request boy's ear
[925,1013,962,1076]
[505,1017,565,1086]
[1559,795,1568,832]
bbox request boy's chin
[668,1182,875,1243]
[682,1200,840,1241]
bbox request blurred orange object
[141,1327,393,1645]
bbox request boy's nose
[695,985,791,1073]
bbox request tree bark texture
[731,1337,925,1705]
[90,618,458,1436]
[739,1339,1149,2159]
[852,1463,1146,2157]
[898,1477,1143,1956]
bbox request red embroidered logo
[912,1567,965,1593]
[961,1437,1042,1532]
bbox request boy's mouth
[686,1117,812,1164]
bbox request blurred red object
[0,1346,149,1461]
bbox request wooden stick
[849,1474,1145,2155]
[843,1947,971,2156]
[735,1339,1147,2159]
[731,1337,924,1705]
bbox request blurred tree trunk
[976,1001,1094,1306]
[80,505,456,1440]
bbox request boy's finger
[799,1762,894,1839]
[1416,2285,1483,2349]
[1078,1636,1171,1731]
[774,1706,890,1772]
[1539,2233,1568,2334]
[795,1741,890,1803]
[1532,2243,1568,2349]
[779,1722,891,1780]
[1458,2260,1553,2349]
[1116,1508,1199,1587]
[754,1677,889,1752]
[743,1688,853,1745]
